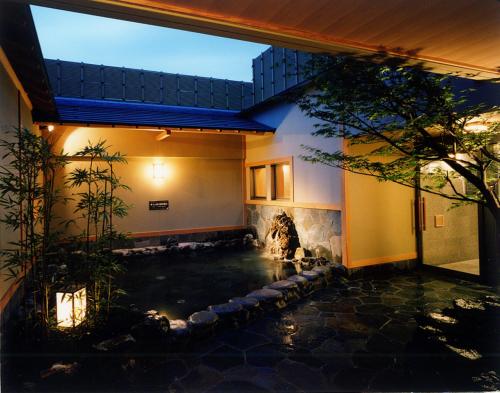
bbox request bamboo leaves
[66,139,130,323]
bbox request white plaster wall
[246,101,342,206]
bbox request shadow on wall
[246,205,342,262]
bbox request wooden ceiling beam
[22,0,500,80]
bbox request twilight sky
[31,6,268,82]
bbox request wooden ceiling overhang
[24,0,500,80]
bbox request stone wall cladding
[246,204,342,261]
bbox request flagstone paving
[3,269,499,392]
[143,270,498,392]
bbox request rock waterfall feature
[266,212,300,259]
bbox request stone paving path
[5,269,498,392]
[119,270,498,392]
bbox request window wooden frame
[245,156,294,202]
[249,165,267,200]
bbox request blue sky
[31,6,268,82]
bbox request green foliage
[0,132,131,332]
[0,128,68,328]
[296,53,499,214]
[66,139,131,322]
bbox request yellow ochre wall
[345,143,417,268]
[0,51,34,306]
[53,127,245,237]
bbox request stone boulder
[208,302,249,326]
[299,257,318,270]
[93,334,136,352]
[264,280,300,302]
[312,265,333,281]
[188,310,219,337]
[40,362,79,379]
[229,297,261,318]
[267,212,300,259]
[300,270,323,291]
[169,319,191,337]
[286,274,312,295]
[169,319,192,347]
[294,247,308,260]
[131,310,170,342]
[326,261,348,277]
[243,233,255,248]
[246,288,286,311]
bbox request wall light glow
[153,163,165,179]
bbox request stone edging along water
[95,238,348,352]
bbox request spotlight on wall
[153,163,165,179]
[40,125,55,132]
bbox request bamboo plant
[0,127,67,329]
[66,140,130,323]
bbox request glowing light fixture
[47,125,55,132]
[153,163,165,179]
[56,286,86,328]
[282,164,290,176]
[156,130,171,141]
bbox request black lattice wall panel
[252,56,263,104]
[251,46,314,105]
[58,61,81,98]
[45,59,252,111]
[196,77,212,108]
[143,72,161,103]
[82,64,101,99]
[103,67,123,100]
[273,47,285,94]
[163,74,178,106]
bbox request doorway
[418,182,480,276]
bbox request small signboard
[149,200,169,210]
[434,214,445,227]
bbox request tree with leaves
[296,53,499,277]
[297,53,498,214]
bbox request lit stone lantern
[56,286,87,328]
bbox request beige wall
[346,143,417,268]
[54,127,245,236]
[54,127,243,159]
[0,56,34,303]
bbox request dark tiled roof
[54,97,274,132]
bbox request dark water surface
[118,249,294,319]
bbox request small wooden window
[272,162,291,200]
[250,166,266,199]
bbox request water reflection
[118,249,297,319]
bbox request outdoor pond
[118,249,297,319]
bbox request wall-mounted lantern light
[40,125,55,132]
[56,286,87,328]
[153,163,165,179]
